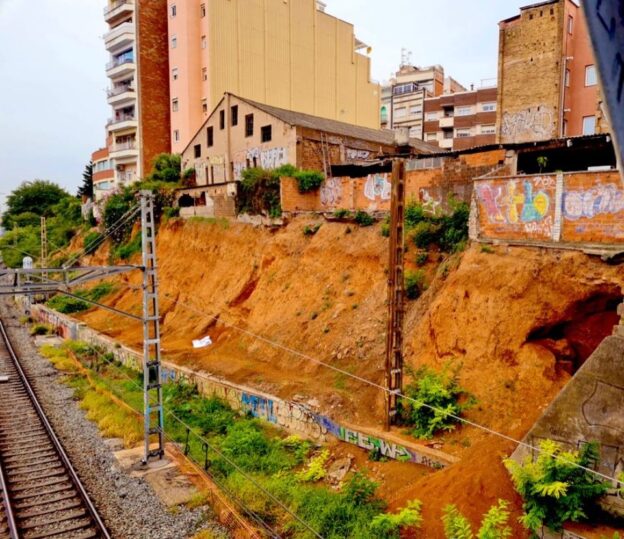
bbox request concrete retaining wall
[26,301,457,470]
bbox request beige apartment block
[167,0,380,154]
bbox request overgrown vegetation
[443,499,512,539]
[303,224,322,237]
[354,210,375,227]
[404,269,427,300]
[43,341,424,538]
[46,282,116,314]
[83,231,103,255]
[399,364,475,439]
[383,197,469,254]
[505,440,610,534]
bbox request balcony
[439,116,454,129]
[104,0,135,24]
[110,140,139,161]
[106,57,135,78]
[104,21,135,53]
[439,138,454,149]
[107,84,136,106]
[107,114,138,132]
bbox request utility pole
[140,191,165,463]
[40,217,48,292]
[384,160,406,431]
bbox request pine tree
[77,161,94,199]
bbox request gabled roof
[182,92,437,155]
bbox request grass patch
[30,323,54,336]
[188,216,230,229]
[46,282,116,314]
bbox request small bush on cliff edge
[505,440,610,534]
[399,364,475,439]
[443,499,512,539]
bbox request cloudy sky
[0,0,524,209]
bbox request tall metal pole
[384,160,406,431]
[140,191,165,463]
[40,217,48,285]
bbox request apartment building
[167,0,380,154]
[497,0,600,144]
[423,86,498,150]
[92,0,170,201]
[380,64,466,139]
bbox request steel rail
[0,318,111,539]
[0,456,18,539]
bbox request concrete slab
[113,444,199,508]
[34,335,63,347]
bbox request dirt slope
[76,217,624,537]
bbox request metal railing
[106,57,134,71]
[107,114,136,127]
[107,84,135,97]
[112,140,137,152]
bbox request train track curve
[0,318,110,539]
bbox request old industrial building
[497,0,600,144]
[176,93,434,217]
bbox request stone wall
[474,170,624,246]
[26,301,456,470]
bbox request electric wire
[141,288,621,486]
[69,343,320,539]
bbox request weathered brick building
[176,93,434,217]
[497,0,600,144]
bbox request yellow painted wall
[170,0,380,152]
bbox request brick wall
[281,149,506,214]
[137,0,171,175]
[474,170,624,245]
[497,1,564,143]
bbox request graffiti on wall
[246,147,288,169]
[420,189,442,215]
[320,177,343,207]
[476,176,555,238]
[364,174,391,201]
[346,149,370,161]
[563,183,624,220]
[501,106,555,141]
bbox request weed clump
[400,364,475,439]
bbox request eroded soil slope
[77,217,624,536]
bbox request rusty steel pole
[384,159,406,431]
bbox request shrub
[238,167,281,217]
[400,364,475,439]
[354,211,375,227]
[294,170,325,193]
[443,499,512,539]
[415,251,428,266]
[83,231,103,255]
[296,449,330,482]
[46,294,90,314]
[303,224,322,237]
[480,245,495,254]
[112,234,142,261]
[163,206,180,219]
[405,200,426,228]
[505,440,610,534]
[370,500,422,538]
[411,221,440,248]
[404,269,426,300]
[30,323,53,336]
[437,198,470,253]
[103,189,135,245]
[334,208,352,219]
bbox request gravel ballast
[0,298,228,539]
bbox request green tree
[145,153,182,183]
[443,500,512,539]
[505,440,610,534]
[77,161,94,199]
[3,180,70,228]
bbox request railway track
[0,319,110,539]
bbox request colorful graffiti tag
[563,183,624,220]
[364,174,391,201]
[500,106,555,142]
[475,176,555,239]
[320,177,343,207]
